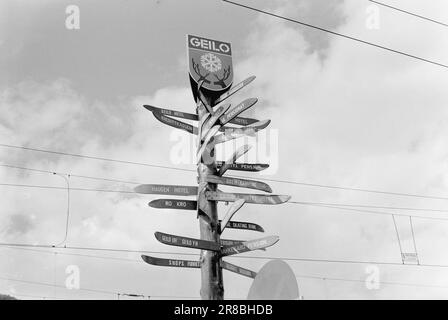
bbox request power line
[368,0,448,28]
[2,143,448,202]
[3,242,448,269]
[289,201,448,221]
[3,181,448,222]
[0,144,195,174]
[295,273,448,290]
[221,0,448,70]
[0,275,197,299]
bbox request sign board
[144,104,257,126]
[152,111,198,135]
[216,162,269,172]
[247,260,299,300]
[223,119,270,134]
[219,220,265,233]
[221,239,266,251]
[218,144,252,176]
[155,231,221,251]
[148,199,197,210]
[221,260,257,279]
[219,98,258,126]
[206,191,291,205]
[187,34,233,92]
[221,236,279,257]
[212,123,264,145]
[206,175,272,193]
[220,199,245,233]
[135,184,198,196]
[215,76,256,106]
[200,103,231,139]
[141,255,201,268]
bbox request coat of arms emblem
[187,34,233,102]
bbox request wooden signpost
[205,191,291,205]
[135,34,290,300]
[148,199,197,210]
[221,261,257,279]
[155,231,221,251]
[134,184,198,196]
[144,104,258,126]
[220,220,265,233]
[221,236,280,257]
[142,255,201,268]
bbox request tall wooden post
[197,89,224,300]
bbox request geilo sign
[187,34,233,92]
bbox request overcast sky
[1,0,448,300]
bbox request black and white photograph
[1,0,448,308]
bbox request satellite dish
[247,259,299,300]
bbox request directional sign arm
[134,184,198,196]
[220,236,280,257]
[220,199,245,234]
[218,145,252,176]
[206,191,291,205]
[218,98,258,126]
[219,220,265,233]
[206,175,272,193]
[214,76,256,105]
[141,255,201,268]
[221,260,257,279]
[155,231,221,251]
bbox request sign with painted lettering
[216,162,269,172]
[205,191,291,205]
[200,103,231,139]
[212,125,260,146]
[221,236,279,257]
[144,104,257,127]
[148,199,197,210]
[218,144,252,176]
[220,199,245,234]
[134,184,198,196]
[206,175,272,193]
[152,110,198,135]
[219,98,258,126]
[221,239,266,251]
[155,232,221,251]
[141,255,201,268]
[187,34,233,92]
[214,76,256,106]
[222,119,271,135]
[219,220,264,233]
[197,125,221,163]
[222,260,257,279]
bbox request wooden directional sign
[197,125,221,163]
[148,199,197,210]
[222,260,257,279]
[220,199,245,234]
[141,255,201,268]
[135,184,198,196]
[218,144,252,176]
[214,76,256,107]
[212,125,260,145]
[221,236,279,257]
[188,34,233,92]
[216,162,269,172]
[155,232,221,251]
[219,98,258,126]
[152,111,198,135]
[223,119,271,135]
[201,103,231,139]
[221,239,266,251]
[206,175,272,193]
[144,104,257,127]
[219,220,265,233]
[206,191,291,205]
